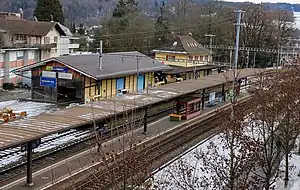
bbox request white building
[0,14,79,87]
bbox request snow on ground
[150,135,221,190]
[275,138,300,190]
[150,134,300,190]
[0,100,58,117]
[0,153,24,168]
[34,130,90,153]
[275,152,300,190]
[0,100,60,168]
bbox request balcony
[155,57,209,67]
[0,41,40,49]
[40,43,57,50]
[69,43,79,49]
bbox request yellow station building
[13,51,171,104]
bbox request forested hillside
[0,0,299,25]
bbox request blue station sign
[46,66,68,73]
[40,76,57,88]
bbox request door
[137,74,145,93]
[116,77,125,96]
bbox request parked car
[21,71,31,89]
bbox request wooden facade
[31,60,155,104]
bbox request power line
[99,16,236,38]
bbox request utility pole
[277,46,280,69]
[232,10,244,104]
[111,54,147,94]
[253,52,256,68]
[229,49,233,69]
[246,49,249,68]
[205,34,215,62]
[280,46,283,68]
[136,57,140,94]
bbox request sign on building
[46,66,68,73]
[42,71,56,78]
[209,92,216,105]
[40,76,57,88]
[58,72,73,80]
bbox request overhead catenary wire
[98,15,236,38]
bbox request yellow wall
[154,52,211,67]
[102,80,107,98]
[84,76,100,103]
[84,72,155,102]
[144,72,155,89]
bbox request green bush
[3,83,15,90]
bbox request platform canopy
[0,68,266,151]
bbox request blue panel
[137,74,145,92]
[116,77,125,90]
[40,77,57,88]
[116,77,125,96]
[53,67,68,72]
[46,66,68,72]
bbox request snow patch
[0,100,57,117]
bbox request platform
[0,68,265,151]
[1,92,251,190]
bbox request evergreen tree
[112,0,138,18]
[154,1,170,46]
[111,0,138,31]
[78,23,85,35]
[71,23,76,34]
[34,0,65,24]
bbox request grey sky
[226,0,300,4]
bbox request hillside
[0,0,299,25]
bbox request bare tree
[274,66,300,187]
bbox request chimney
[34,16,38,21]
[188,32,193,36]
[19,8,23,19]
[99,40,103,70]
[50,15,54,22]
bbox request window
[31,37,36,44]
[188,56,193,61]
[166,55,175,61]
[195,56,199,60]
[173,41,178,46]
[200,56,203,61]
[44,37,50,44]
[205,55,209,61]
[187,43,190,47]
[15,35,26,41]
[54,37,58,43]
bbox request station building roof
[0,68,266,150]
[152,35,211,55]
[13,51,172,80]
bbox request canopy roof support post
[201,89,205,110]
[26,141,33,186]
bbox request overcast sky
[226,0,300,4]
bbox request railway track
[70,97,253,190]
[74,106,232,189]
[0,103,173,185]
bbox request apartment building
[0,12,79,87]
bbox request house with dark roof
[152,35,212,68]
[13,51,172,104]
[0,13,79,88]
[152,35,223,83]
